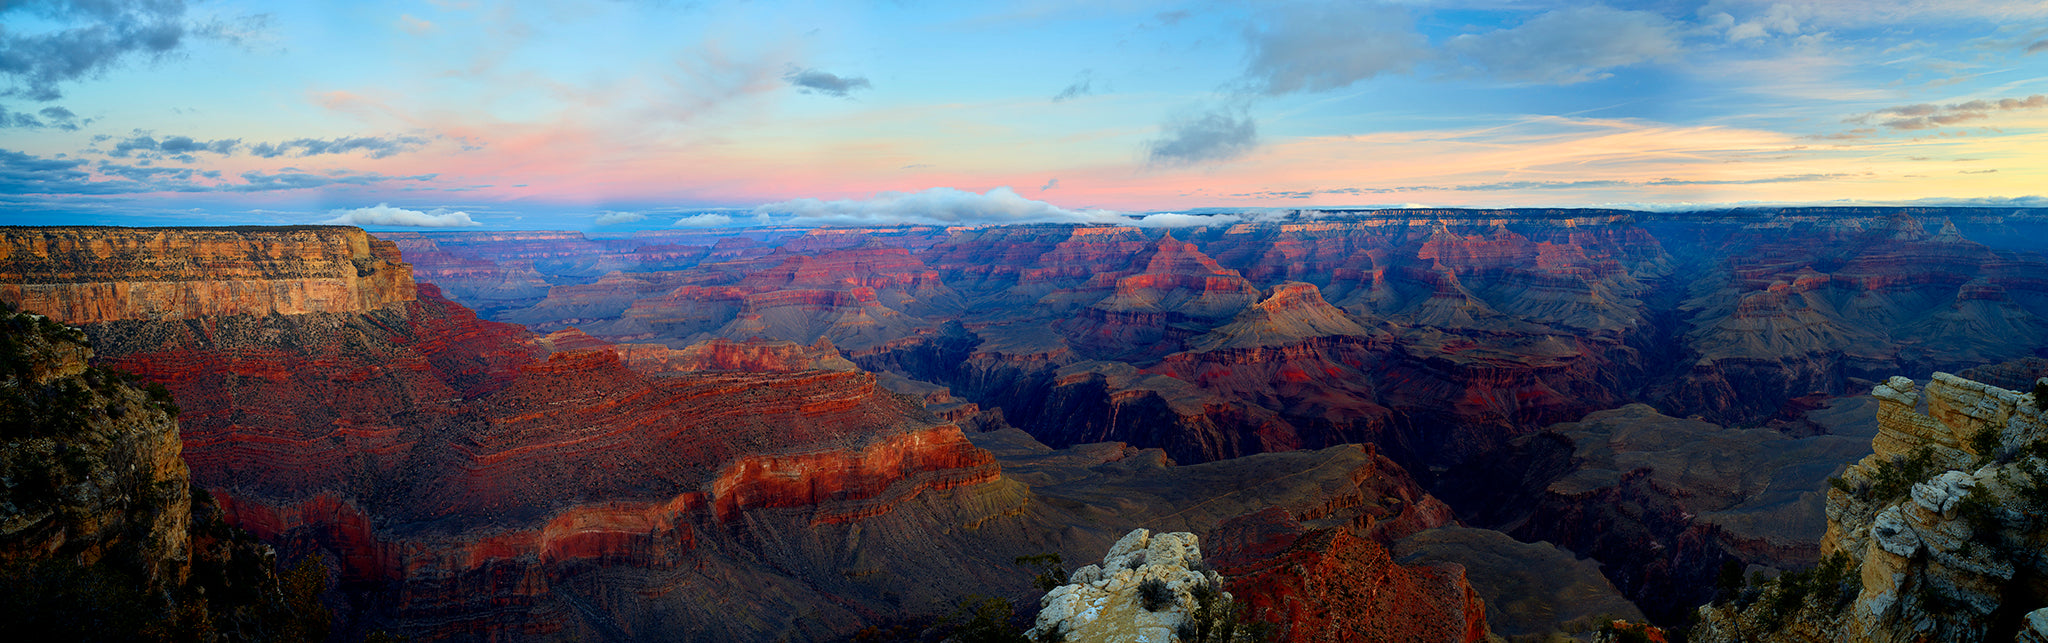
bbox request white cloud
[1129,213,1241,228]
[321,203,480,227]
[594,211,648,225]
[752,187,1131,227]
[672,213,749,228]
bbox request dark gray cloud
[229,169,436,192]
[0,147,437,195]
[247,135,429,159]
[783,67,870,97]
[1243,3,1426,95]
[0,147,96,194]
[1445,6,1680,85]
[0,104,83,129]
[2028,40,2048,54]
[107,132,240,158]
[0,0,221,101]
[1148,109,1258,166]
[1052,71,1095,102]
[1859,94,2048,130]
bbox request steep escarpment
[1693,373,2048,642]
[3,225,1466,642]
[1,226,414,323]
[0,306,329,641]
[1438,401,1879,623]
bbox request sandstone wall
[0,226,415,323]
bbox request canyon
[1,206,2044,640]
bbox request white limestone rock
[1909,470,1974,514]
[1871,506,1921,557]
[1028,528,1227,643]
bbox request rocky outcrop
[1029,529,1225,642]
[1203,511,1495,642]
[1031,523,1493,643]
[0,306,329,641]
[1,226,414,323]
[1693,373,2048,642]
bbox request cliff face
[1,225,1457,641]
[1693,373,2048,643]
[0,307,327,641]
[1,309,188,584]
[0,226,414,323]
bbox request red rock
[1208,510,1493,643]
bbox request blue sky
[2,0,2046,231]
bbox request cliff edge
[1694,373,2048,642]
[0,226,415,323]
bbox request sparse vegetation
[2034,381,2047,412]
[1014,553,1068,593]
[1867,447,1938,502]
[1174,580,1273,643]
[1722,552,1858,631]
[1137,578,1175,612]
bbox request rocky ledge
[1694,372,2048,642]
[0,226,414,323]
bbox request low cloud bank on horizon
[323,204,481,227]
[718,187,1297,229]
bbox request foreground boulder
[1033,523,1496,642]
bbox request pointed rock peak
[1139,234,1236,277]
[1935,218,1965,240]
[1187,281,1371,352]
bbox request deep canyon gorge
[4,207,2048,641]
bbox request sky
[2,0,2046,231]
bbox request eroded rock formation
[0,306,327,640]
[1693,373,2048,642]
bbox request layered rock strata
[0,307,327,640]
[1,225,1473,641]
[1,226,413,323]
